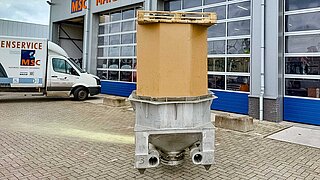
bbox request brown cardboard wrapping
[137,22,210,98]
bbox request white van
[0,36,100,100]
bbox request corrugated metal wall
[0,19,48,39]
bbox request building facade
[50,0,320,125]
[0,19,48,39]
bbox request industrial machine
[129,11,217,174]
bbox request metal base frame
[129,91,216,172]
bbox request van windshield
[68,58,86,73]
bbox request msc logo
[71,0,87,13]
[21,50,40,66]
[96,0,118,6]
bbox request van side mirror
[71,68,79,76]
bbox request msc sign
[71,0,87,13]
[21,50,40,66]
[96,0,118,6]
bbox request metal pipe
[260,0,265,121]
[190,145,202,165]
[148,144,160,167]
[48,0,53,41]
[82,0,91,72]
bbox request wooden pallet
[137,10,217,26]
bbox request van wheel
[74,87,88,101]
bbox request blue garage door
[284,97,320,126]
[101,81,136,97]
[283,1,320,126]
[101,81,249,115]
[211,91,249,115]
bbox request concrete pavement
[0,96,319,179]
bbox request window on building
[227,76,250,92]
[208,75,225,90]
[111,11,121,21]
[121,46,134,56]
[97,7,139,82]
[109,23,120,33]
[286,57,320,75]
[108,47,120,57]
[163,0,251,92]
[108,59,119,69]
[123,9,135,19]
[108,71,119,81]
[285,0,320,98]
[98,36,108,46]
[120,71,133,82]
[164,0,181,11]
[121,33,134,44]
[204,6,226,20]
[285,0,320,11]
[109,35,120,45]
[97,59,107,69]
[99,25,108,34]
[204,0,225,6]
[228,20,250,36]
[97,1,252,87]
[208,23,226,38]
[286,12,320,32]
[97,48,108,57]
[227,38,250,54]
[227,57,250,73]
[183,0,202,9]
[208,58,225,72]
[208,40,225,54]
[285,34,320,53]
[97,70,108,80]
[121,21,135,32]
[286,78,320,98]
[121,59,133,69]
[99,14,110,24]
[228,1,251,19]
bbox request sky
[0,0,50,25]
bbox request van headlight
[94,78,101,85]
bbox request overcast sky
[0,0,50,25]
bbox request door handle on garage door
[51,76,58,78]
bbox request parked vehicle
[0,36,100,100]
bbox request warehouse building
[0,19,48,38]
[49,0,320,125]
